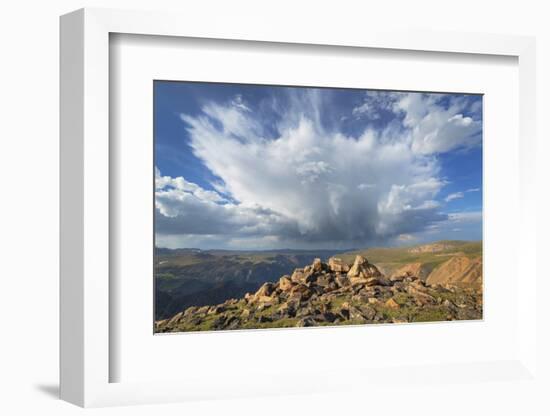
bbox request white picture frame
[60,7,538,408]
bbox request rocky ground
[155,255,483,333]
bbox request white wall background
[0,0,548,415]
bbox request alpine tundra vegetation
[155,241,482,332]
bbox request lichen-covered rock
[312,258,324,272]
[290,268,305,283]
[279,275,294,291]
[255,282,275,297]
[328,257,350,273]
[347,255,382,284]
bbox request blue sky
[154,81,482,250]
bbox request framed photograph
[60,8,538,408]
[152,81,484,334]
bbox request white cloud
[157,90,482,248]
[352,91,403,120]
[445,191,465,202]
[155,167,226,205]
[295,160,333,184]
[231,94,251,112]
[394,94,482,155]
[155,170,300,241]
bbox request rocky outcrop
[426,256,482,288]
[156,255,483,333]
[346,255,385,286]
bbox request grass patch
[330,296,348,310]
[410,307,449,322]
[392,293,410,305]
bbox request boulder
[207,305,225,315]
[352,284,365,294]
[314,312,338,323]
[391,282,407,293]
[277,302,296,317]
[385,298,400,309]
[407,286,436,306]
[155,319,167,329]
[255,282,275,297]
[167,312,183,325]
[296,317,316,327]
[349,306,365,320]
[183,306,198,317]
[295,305,315,318]
[256,302,271,312]
[196,306,210,315]
[442,299,456,310]
[305,273,318,284]
[225,316,241,330]
[315,274,334,287]
[351,293,370,304]
[335,275,351,287]
[312,258,324,273]
[290,268,305,283]
[339,308,350,320]
[257,295,275,303]
[328,257,350,273]
[212,315,227,329]
[289,284,312,301]
[279,275,294,291]
[377,276,393,286]
[359,305,377,320]
[347,255,382,284]
[365,277,381,287]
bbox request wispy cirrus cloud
[444,187,481,203]
[445,192,465,202]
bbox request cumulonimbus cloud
[155,89,482,249]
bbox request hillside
[426,256,482,288]
[155,241,482,322]
[156,253,483,333]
